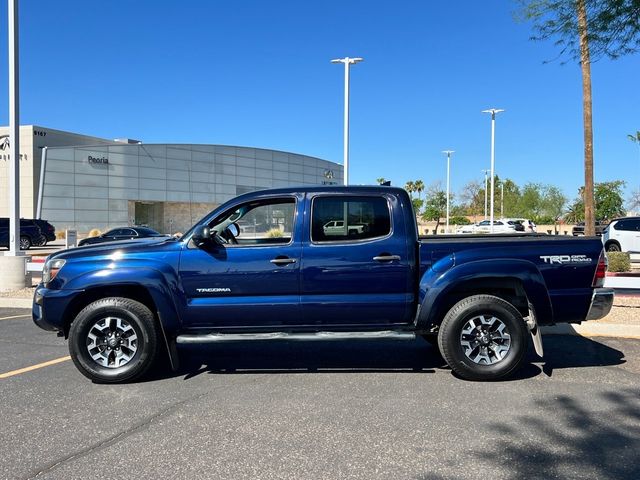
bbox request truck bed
[418,233,604,325]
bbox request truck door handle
[373,255,401,262]
[270,257,297,265]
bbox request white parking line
[0,314,30,321]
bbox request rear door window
[613,220,640,231]
[311,196,391,242]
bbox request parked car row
[0,218,56,250]
[456,218,537,235]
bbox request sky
[0,0,638,202]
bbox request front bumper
[585,288,614,321]
[32,284,84,332]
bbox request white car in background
[323,220,366,236]
[456,220,517,234]
[602,217,640,252]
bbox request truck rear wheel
[69,297,160,383]
[438,295,527,381]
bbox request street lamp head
[442,150,455,156]
[481,108,505,115]
[331,57,364,64]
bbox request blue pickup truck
[33,186,613,383]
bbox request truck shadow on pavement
[537,335,627,378]
[175,338,444,380]
[147,334,625,382]
[419,387,640,480]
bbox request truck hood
[47,236,182,262]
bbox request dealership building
[0,125,343,234]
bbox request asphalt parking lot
[1,307,640,480]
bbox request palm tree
[414,179,425,199]
[629,131,640,160]
[576,0,595,236]
[404,181,415,198]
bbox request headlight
[42,259,66,284]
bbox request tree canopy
[568,180,626,221]
[518,0,640,61]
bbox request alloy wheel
[86,317,139,368]
[459,315,511,365]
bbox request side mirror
[192,225,211,247]
[227,223,240,238]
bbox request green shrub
[534,215,556,225]
[607,252,631,273]
[450,216,471,225]
[266,228,284,238]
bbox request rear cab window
[311,196,391,243]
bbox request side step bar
[176,330,416,344]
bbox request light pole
[481,108,505,232]
[482,169,489,220]
[443,150,454,232]
[331,56,363,186]
[8,0,20,256]
[500,183,504,218]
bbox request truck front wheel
[69,297,160,383]
[438,295,527,381]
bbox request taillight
[592,250,607,287]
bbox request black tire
[69,297,160,383]
[34,236,47,247]
[437,294,528,381]
[19,236,31,250]
[606,242,621,252]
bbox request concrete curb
[604,276,640,289]
[541,323,640,339]
[0,298,32,309]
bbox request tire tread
[437,294,527,381]
[69,297,160,383]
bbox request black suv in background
[24,219,56,245]
[0,218,53,250]
[572,221,606,236]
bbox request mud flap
[526,301,544,358]
[157,311,180,371]
[529,324,544,357]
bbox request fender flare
[64,266,182,332]
[416,259,553,328]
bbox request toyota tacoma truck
[33,186,613,383]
